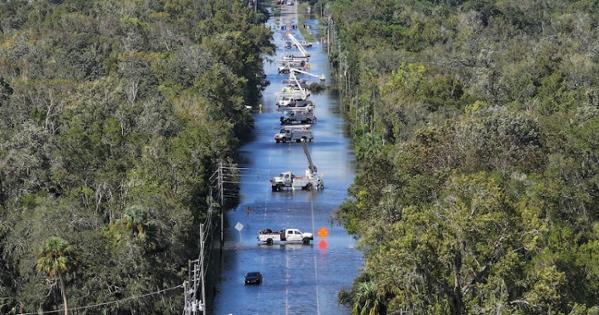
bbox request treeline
[0,0,272,313]
[324,0,599,314]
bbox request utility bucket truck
[274,125,313,143]
[276,68,323,108]
[276,94,311,108]
[276,95,314,109]
[278,61,307,73]
[280,107,316,125]
[287,33,310,58]
[270,141,324,191]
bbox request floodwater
[212,3,362,314]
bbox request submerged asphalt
[212,3,362,314]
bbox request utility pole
[192,257,198,315]
[183,280,189,315]
[327,16,331,55]
[199,223,206,315]
[218,160,224,244]
[184,225,205,315]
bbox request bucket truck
[270,141,324,191]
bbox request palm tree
[122,205,148,240]
[352,281,386,315]
[36,236,74,315]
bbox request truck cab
[284,229,309,243]
[274,128,291,143]
[271,171,293,188]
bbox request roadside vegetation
[298,2,316,42]
[0,0,273,313]
[324,0,599,314]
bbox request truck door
[294,230,303,242]
[286,230,299,242]
[286,230,294,242]
[284,173,291,185]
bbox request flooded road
[212,3,362,314]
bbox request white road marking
[311,196,321,315]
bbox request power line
[18,285,183,315]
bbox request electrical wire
[17,285,183,315]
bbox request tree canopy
[325,0,599,314]
[0,0,272,313]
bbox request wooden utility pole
[199,223,206,315]
[327,16,331,55]
[183,280,190,315]
[218,161,224,244]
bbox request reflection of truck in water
[270,141,324,191]
[257,228,313,245]
[274,125,313,143]
[280,108,316,125]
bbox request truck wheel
[302,238,310,245]
[266,238,273,245]
[275,139,280,143]
[304,183,313,191]
[296,139,301,143]
[282,138,287,143]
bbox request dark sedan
[244,272,263,285]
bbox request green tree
[36,237,74,315]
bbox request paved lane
[212,3,362,314]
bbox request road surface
[212,2,362,314]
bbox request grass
[297,2,316,42]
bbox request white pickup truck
[257,228,313,245]
[274,125,313,143]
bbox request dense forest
[324,0,599,314]
[0,0,272,313]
